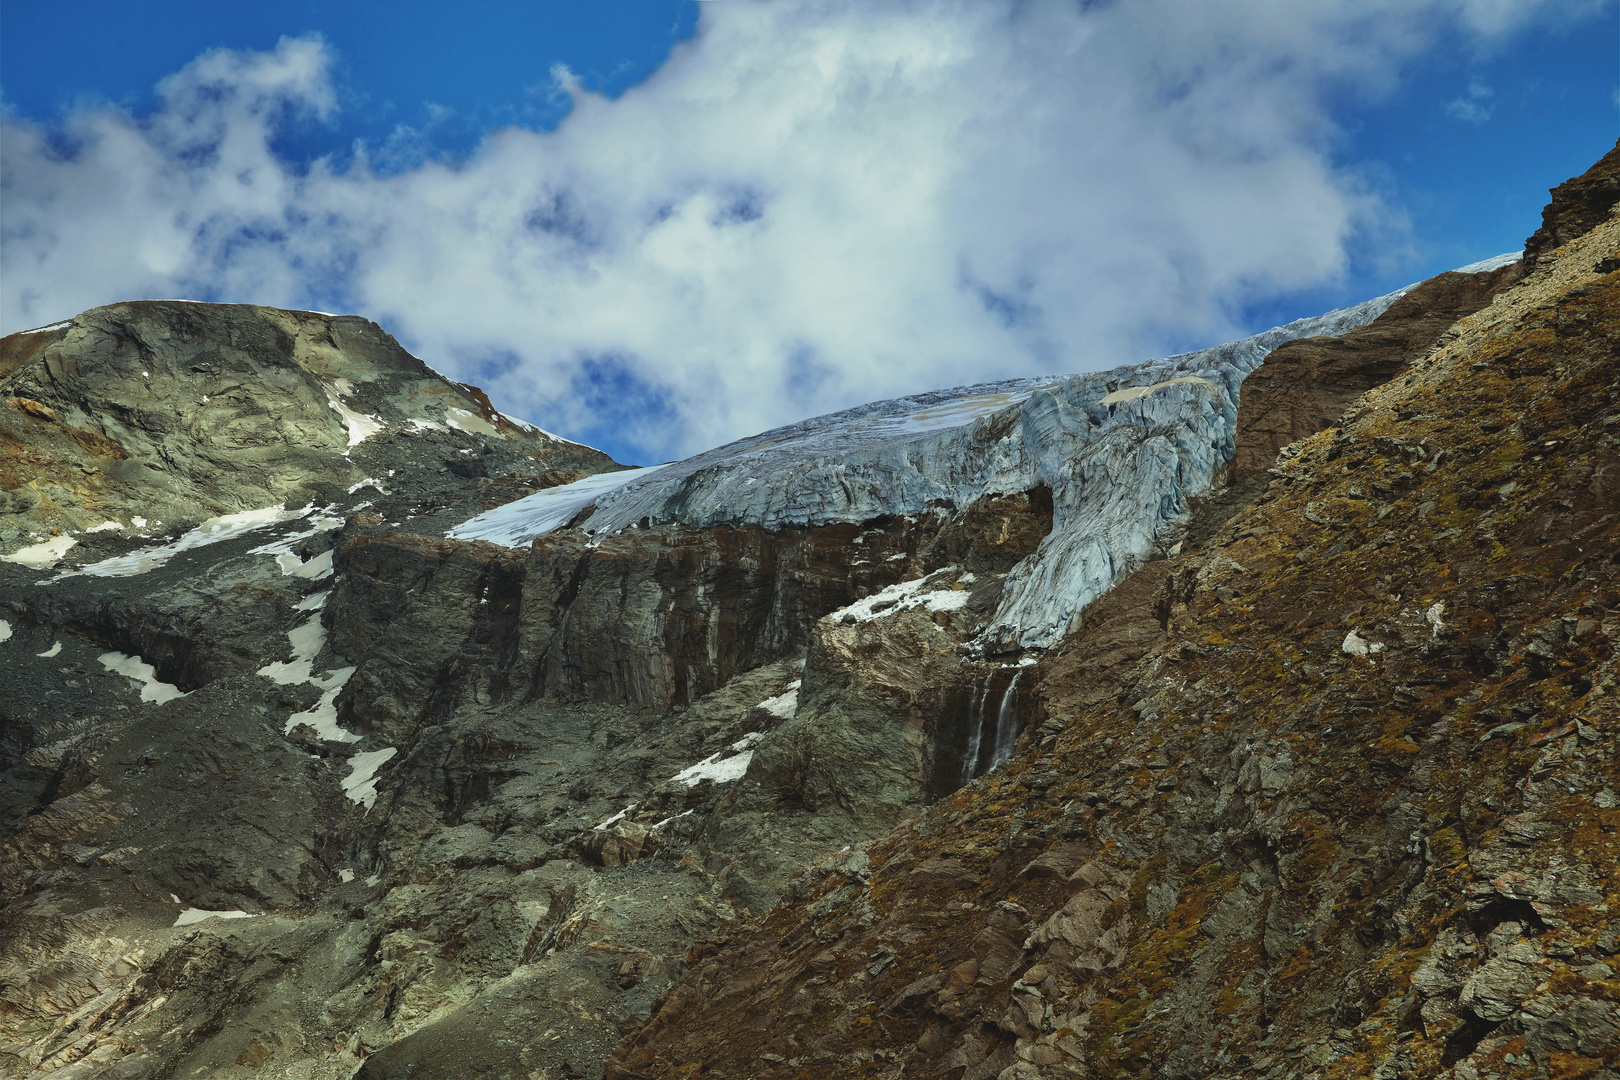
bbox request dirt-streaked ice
[4,535,78,569]
[173,908,256,927]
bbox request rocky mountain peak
[2,144,1616,1080]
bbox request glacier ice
[452,264,1507,650]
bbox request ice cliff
[452,257,1515,650]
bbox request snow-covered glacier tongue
[451,281,1431,650]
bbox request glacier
[452,260,1511,650]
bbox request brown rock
[1232,259,1525,472]
[1524,137,1620,263]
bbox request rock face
[1231,256,1524,474]
[604,183,1620,1079]
[1524,137,1620,264]
[1,300,615,559]
[3,152,1617,1080]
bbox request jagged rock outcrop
[603,176,1620,1080]
[1524,137,1620,264]
[1232,256,1524,474]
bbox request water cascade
[960,672,995,784]
[989,671,1023,771]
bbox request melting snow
[99,652,187,704]
[594,804,637,831]
[19,320,71,335]
[85,520,124,533]
[37,641,62,658]
[671,749,753,787]
[338,869,355,883]
[407,417,448,434]
[327,394,384,449]
[343,748,398,809]
[654,809,694,830]
[348,478,385,495]
[174,908,257,927]
[1098,375,1217,406]
[756,684,799,719]
[445,407,501,437]
[0,620,10,643]
[4,535,78,569]
[63,504,312,578]
[832,574,972,624]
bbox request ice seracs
[452,258,1512,650]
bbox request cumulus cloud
[0,0,1592,460]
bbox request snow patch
[0,620,9,644]
[338,869,355,883]
[343,748,398,809]
[671,750,753,787]
[4,535,78,569]
[654,809,694,830]
[19,320,71,335]
[447,466,671,547]
[65,504,312,578]
[99,652,187,704]
[756,684,799,719]
[594,804,637,831]
[327,394,384,449]
[445,407,501,437]
[832,573,972,624]
[174,908,256,927]
[406,417,448,434]
[38,641,62,658]
[348,478,385,495]
[85,520,124,533]
[294,590,329,612]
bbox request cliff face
[1,145,1615,1080]
[605,157,1620,1080]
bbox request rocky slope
[1,145,1614,1080]
[604,150,1620,1079]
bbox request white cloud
[0,0,1591,460]
[1445,79,1495,123]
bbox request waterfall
[961,672,995,784]
[989,671,1022,771]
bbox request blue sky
[2,0,1616,465]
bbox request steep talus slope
[604,198,1620,1075]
